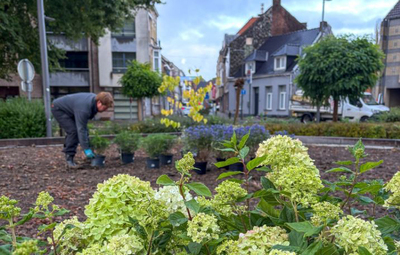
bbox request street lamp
[322,0,332,23]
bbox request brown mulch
[0,144,400,238]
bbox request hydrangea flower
[0,195,20,220]
[187,213,220,243]
[155,186,193,216]
[106,233,144,255]
[13,240,39,255]
[50,216,88,254]
[216,240,239,255]
[214,180,247,204]
[176,152,195,174]
[84,174,156,242]
[384,171,400,209]
[256,135,311,169]
[311,202,342,226]
[331,215,387,255]
[77,243,109,255]
[236,225,289,254]
[35,191,54,212]
[268,164,323,207]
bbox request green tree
[296,35,385,122]
[0,0,161,80]
[120,60,162,118]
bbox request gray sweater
[53,93,98,149]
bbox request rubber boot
[66,155,78,169]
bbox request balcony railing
[49,69,90,87]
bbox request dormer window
[246,61,255,74]
[274,56,286,71]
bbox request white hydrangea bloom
[155,186,192,216]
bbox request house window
[394,55,398,61]
[112,21,135,37]
[245,61,255,74]
[395,42,398,47]
[278,85,286,110]
[266,86,272,110]
[59,52,88,69]
[392,67,396,74]
[112,52,136,73]
[274,56,286,71]
[153,50,160,72]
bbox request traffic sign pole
[37,0,52,137]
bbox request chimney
[273,0,281,6]
[261,3,264,14]
[320,21,328,31]
[301,22,307,29]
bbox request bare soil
[1,144,399,238]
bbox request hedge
[0,98,46,139]
[263,122,400,139]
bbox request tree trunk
[234,88,240,125]
[333,99,339,122]
[150,98,154,116]
[316,103,321,123]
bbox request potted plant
[182,125,214,174]
[140,134,165,169]
[211,125,234,170]
[90,133,111,167]
[158,134,177,165]
[113,131,141,164]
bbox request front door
[254,87,259,116]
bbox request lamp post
[322,0,332,24]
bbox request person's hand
[84,149,95,159]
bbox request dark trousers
[51,106,79,157]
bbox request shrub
[0,97,45,139]
[158,134,177,155]
[90,133,111,155]
[140,134,167,158]
[369,108,400,122]
[113,131,141,154]
[182,125,214,161]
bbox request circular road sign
[17,59,35,82]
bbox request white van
[289,91,390,123]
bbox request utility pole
[37,0,52,137]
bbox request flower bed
[1,134,400,254]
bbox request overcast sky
[157,0,398,80]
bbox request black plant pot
[194,161,207,175]
[160,154,173,165]
[121,152,135,164]
[216,157,227,170]
[229,162,243,172]
[91,155,106,167]
[146,158,160,169]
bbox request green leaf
[280,206,296,223]
[302,241,323,255]
[255,166,271,172]
[326,167,353,173]
[360,160,383,173]
[358,196,375,205]
[219,148,236,152]
[217,171,243,180]
[128,217,147,239]
[350,208,366,216]
[315,242,339,255]
[238,132,250,150]
[185,199,200,214]
[169,212,188,226]
[383,236,396,253]
[156,175,176,186]
[188,242,202,255]
[53,208,70,216]
[0,244,12,255]
[358,246,372,255]
[261,176,277,190]
[185,182,212,197]
[289,230,305,247]
[334,160,353,166]
[271,245,301,253]
[38,222,57,232]
[231,131,237,147]
[0,230,12,243]
[257,198,279,218]
[286,222,322,237]
[375,216,400,235]
[15,210,34,226]
[239,146,249,160]
[246,155,267,171]
[214,157,240,168]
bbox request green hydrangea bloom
[256,135,310,169]
[214,180,247,204]
[216,240,239,255]
[236,225,289,254]
[12,240,39,255]
[106,233,144,255]
[311,202,342,226]
[35,191,54,212]
[77,243,110,255]
[187,213,220,243]
[331,215,387,255]
[50,217,88,254]
[0,195,20,220]
[84,174,155,242]
[269,164,323,207]
[268,249,296,255]
[177,152,195,174]
[384,171,400,209]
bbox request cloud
[207,15,248,31]
[180,30,204,41]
